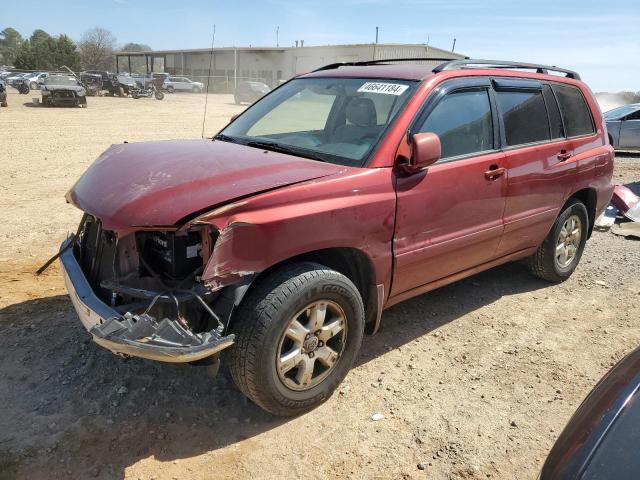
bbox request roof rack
[432,59,581,80]
[312,57,466,72]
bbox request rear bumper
[59,237,234,363]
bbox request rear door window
[551,84,595,137]
[495,89,550,146]
[417,89,494,160]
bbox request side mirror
[402,132,441,173]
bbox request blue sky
[4,0,639,91]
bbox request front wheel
[228,262,364,416]
[155,91,164,100]
[167,85,175,93]
[30,81,39,90]
[527,198,589,282]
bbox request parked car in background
[60,59,613,416]
[0,79,7,107]
[605,103,640,150]
[82,70,124,96]
[234,81,270,104]
[163,76,204,93]
[5,72,27,87]
[41,75,87,107]
[23,72,48,89]
[540,345,640,479]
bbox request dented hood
[67,139,345,232]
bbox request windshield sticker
[357,82,409,96]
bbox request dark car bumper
[59,237,234,363]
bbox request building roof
[117,43,463,58]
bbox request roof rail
[313,57,467,72]
[432,59,581,80]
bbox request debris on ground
[611,222,640,239]
[611,183,640,222]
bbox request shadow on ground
[0,261,547,479]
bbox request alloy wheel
[276,300,347,391]
[555,214,582,269]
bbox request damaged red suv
[60,59,614,415]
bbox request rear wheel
[167,85,175,93]
[527,198,589,282]
[228,262,364,416]
[155,91,164,100]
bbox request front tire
[527,198,589,282]
[228,262,364,416]
[155,91,164,100]
[167,85,175,93]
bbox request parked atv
[15,78,30,94]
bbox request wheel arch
[225,247,378,332]
[566,187,597,238]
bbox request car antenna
[201,25,216,139]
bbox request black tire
[167,85,175,93]
[527,198,589,282]
[30,81,39,90]
[132,91,139,99]
[227,262,364,416]
[1,100,7,107]
[155,91,164,100]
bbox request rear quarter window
[551,84,595,137]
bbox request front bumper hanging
[59,237,234,363]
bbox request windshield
[44,76,79,86]
[604,105,640,120]
[218,77,417,166]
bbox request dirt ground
[0,88,639,480]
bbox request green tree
[14,29,79,71]
[0,27,24,65]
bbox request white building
[116,43,465,92]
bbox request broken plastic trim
[59,237,234,363]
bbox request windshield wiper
[213,133,238,143]
[245,140,326,162]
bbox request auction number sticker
[357,82,408,95]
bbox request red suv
[60,59,614,416]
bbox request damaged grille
[74,215,223,335]
[53,90,76,99]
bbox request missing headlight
[137,230,203,280]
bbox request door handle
[484,165,506,180]
[557,150,572,161]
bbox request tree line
[0,27,151,72]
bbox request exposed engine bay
[66,214,236,363]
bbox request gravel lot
[0,88,639,480]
